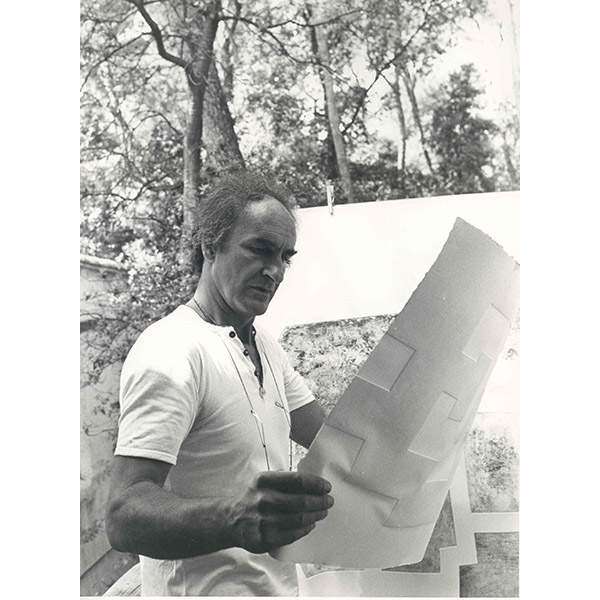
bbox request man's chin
[250,302,270,316]
[241,299,271,318]
[245,289,275,314]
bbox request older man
[106,173,333,596]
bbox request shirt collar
[181,305,258,341]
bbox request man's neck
[192,284,254,344]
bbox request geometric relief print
[274,218,519,569]
[463,304,510,363]
[358,334,415,391]
[410,304,510,464]
[409,391,464,462]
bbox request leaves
[80,0,517,386]
[429,63,501,194]
[280,315,395,413]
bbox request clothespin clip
[326,180,335,216]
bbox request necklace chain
[192,297,216,325]
[192,297,263,384]
[188,297,292,471]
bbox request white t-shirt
[115,305,315,596]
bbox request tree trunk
[204,0,244,177]
[324,126,337,180]
[506,0,520,106]
[179,1,221,267]
[202,60,245,176]
[313,14,355,203]
[219,0,241,104]
[401,66,434,176]
[502,132,519,187]
[181,86,204,267]
[392,63,408,197]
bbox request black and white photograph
[79,0,522,596]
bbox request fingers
[259,489,334,514]
[275,509,329,530]
[256,471,332,495]
[239,471,335,554]
[261,507,329,531]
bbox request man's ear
[201,242,216,262]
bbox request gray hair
[191,171,296,274]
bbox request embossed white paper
[272,218,519,568]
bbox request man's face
[209,196,297,321]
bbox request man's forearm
[107,481,237,559]
[291,401,326,448]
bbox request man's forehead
[236,197,296,244]
[245,195,294,220]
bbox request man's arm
[106,455,333,559]
[290,401,326,449]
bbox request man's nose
[262,257,285,285]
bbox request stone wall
[80,256,137,595]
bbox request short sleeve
[278,344,315,413]
[115,330,201,465]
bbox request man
[106,173,334,596]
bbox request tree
[429,64,498,194]
[81,0,245,267]
[219,0,371,204]
[307,2,356,203]
[361,0,488,194]
[80,1,517,388]
[125,0,245,264]
[496,101,520,190]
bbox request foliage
[81,246,197,388]
[81,0,217,383]
[81,0,187,257]
[429,63,499,194]
[80,0,518,381]
[80,457,114,544]
[465,425,519,512]
[280,314,395,413]
[494,100,520,191]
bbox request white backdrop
[259,190,520,340]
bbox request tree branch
[146,181,184,192]
[235,7,365,30]
[133,110,182,136]
[222,14,313,67]
[126,0,186,67]
[80,32,151,90]
[300,10,365,28]
[131,214,177,230]
[341,8,432,136]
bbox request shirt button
[229,331,236,338]
[243,349,249,356]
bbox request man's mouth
[249,285,275,296]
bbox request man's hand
[107,457,333,559]
[229,471,334,553]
